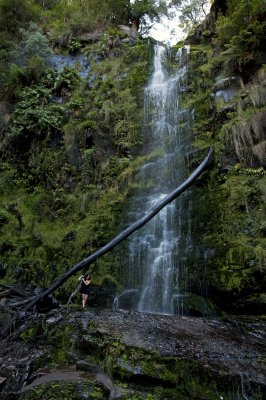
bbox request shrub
[11,85,64,142]
[216,0,266,73]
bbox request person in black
[78,274,91,309]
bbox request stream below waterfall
[116,45,195,315]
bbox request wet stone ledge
[0,309,265,400]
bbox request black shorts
[80,287,90,295]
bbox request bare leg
[82,294,88,308]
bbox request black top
[80,280,90,295]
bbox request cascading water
[116,44,193,315]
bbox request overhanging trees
[171,0,211,32]
[129,0,168,32]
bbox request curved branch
[25,148,214,311]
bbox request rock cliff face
[175,0,266,315]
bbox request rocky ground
[0,308,265,399]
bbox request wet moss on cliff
[0,27,151,304]
[179,0,266,314]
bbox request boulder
[78,32,102,43]
[118,25,139,39]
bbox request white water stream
[116,45,193,315]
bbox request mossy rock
[20,380,108,400]
[182,293,218,317]
[98,342,240,399]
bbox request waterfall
[117,44,193,315]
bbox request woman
[78,274,91,309]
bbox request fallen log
[0,290,11,298]
[8,296,38,307]
[1,285,32,297]
[24,148,214,311]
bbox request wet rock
[213,76,239,91]
[0,364,17,378]
[118,25,138,39]
[75,335,102,354]
[96,373,121,399]
[66,352,79,364]
[45,313,64,324]
[76,360,100,373]
[77,32,102,43]
[220,147,239,171]
[88,310,266,393]
[121,38,136,45]
[1,309,265,399]
[0,342,50,398]
[0,376,7,387]
[0,263,7,278]
[218,104,236,114]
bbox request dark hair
[83,274,90,280]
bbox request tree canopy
[129,0,168,32]
[171,0,210,32]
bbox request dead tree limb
[9,296,38,307]
[0,290,11,298]
[25,148,214,311]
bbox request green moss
[43,322,73,365]
[190,169,266,308]
[0,31,153,301]
[20,380,108,400]
[176,29,266,313]
[83,337,230,399]
[20,323,43,343]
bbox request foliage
[53,66,80,94]
[1,23,55,100]
[182,33,266,313]
[0,0,38,39]
[0,0,41,92]
[81,38,149,155]
[216,0,266,45]
[33,0,58,9]
[0,26,151,300]
[48,0,130,39]
[47,0,169,37]
[11,22,53,66]
[4,61,44,100]
[3,64,81,148]
[221,107,266,168]
[129,0,168,32]
[171,0,210,33]
[216,0,266,73]
[0,163,17,194]
[11,85,64,141]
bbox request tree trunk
[131,18,140,32]
[24,148,214,311]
